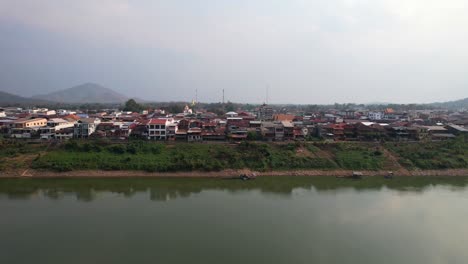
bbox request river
[1,176,468,264]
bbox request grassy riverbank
[1,136,467,174]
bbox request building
[257,104,273,121]
[9,118,47,138]
[147,118,172,140]
[55,127,74,140]
[13,118,47,129]
[368,111,384,120]
[445,124,468,135]
[73,118,101,138]
[261,122,284,141]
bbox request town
[1,100,467,142]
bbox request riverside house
[10,118,47,138]
[73,118,101,139]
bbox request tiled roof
[148,119,167,125]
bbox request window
[155,125,160,129]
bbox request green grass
[31,141,340,172]
[322,142,385,170]
[385,135,468,170]
[3,136,467,172]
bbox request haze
[0,0,467,104]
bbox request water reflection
[0,176,467,201]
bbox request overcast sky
[0,0,467,104]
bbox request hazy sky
[0,0,467,104]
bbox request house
[92,122,126,139]
[187,127,203,142]
[257,104,273,121]
[202,122,226,141]
[175,119,202,141]
[386,126,410,141]
[39,118,75,140]
[445,124,468,135]
[129,124,148,139]
[73,118,101,138]
[9,118,48,138]
[55,127,74,140]
[261,122,284,141]
[282,121,294,140]
[355,122,386,140]
[418,125,457,141]
[368,111,384,120]
[293,126,307,141]
[147,118,172,140]
[323,123,345,141]
[338,110,356,119]
[226,118,249,141]
[166,123,178,140]
[13,118,47,129]
[10,126,42,138]
[406,126,428,141]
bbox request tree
[123,99,144,113]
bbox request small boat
[384,171,394,179]
[351,171,363,179]
[239,173,256,180]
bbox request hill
[32,83,129,104]
[0,91,51,106]
[431,98,468,110]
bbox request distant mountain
[431,97,468,110]
[32,83,129,104]
[0,91,51,105]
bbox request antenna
[266,85,269,104]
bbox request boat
[384,171,394,179]
[240,173,256,180]
[351,171,363,179]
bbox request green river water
[1,176,468,264]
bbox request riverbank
[2,168,468,178]
[1,138,467,176]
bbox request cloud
[0,0,467,103]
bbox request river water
[1,176,468,264]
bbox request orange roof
[64,114,80,121]
[274,114,295,121]
[148,118,167,125]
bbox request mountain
[32,83,129,104]
[0,91,51,105]
[431,98,468,110]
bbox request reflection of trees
[76,189,97,202]
[44,189,64,200]
[0,177,467,201]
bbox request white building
[368,111,384,120]
[147,118,174,140]
[73,118,101,138]
[39,118,75,140]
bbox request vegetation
[385,135,468,169]
[123,99,145,112]
[31,141,342,172]
[1,138,466,172]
